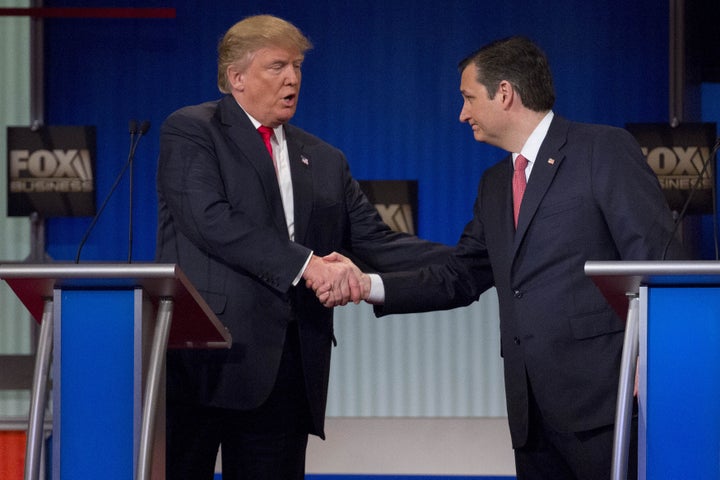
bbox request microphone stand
[127,120,151,262]
[75,120,149,263]
[661,137,720,260]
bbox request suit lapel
[218,96,287,235]
[286,127,313,244]
[496,159,517,242]
[513,117,568,252]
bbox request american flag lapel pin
[301,155,310,167]
[547,158,555,165]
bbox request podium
[0,263,231,480]
[585,260,720,480]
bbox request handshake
[303,252,370,308]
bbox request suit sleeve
[590,127,684,260]
[156,109,310,293]
[335,158,457,273]
[373,182,495,316]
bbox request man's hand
[303,253,369,307]
[315,252,371,307]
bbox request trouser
[166,323,313,480]
[514,379,638,480]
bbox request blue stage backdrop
[42,0,672,261]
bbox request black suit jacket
[377,115,679,447]
[156,95,449,437]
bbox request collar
[237,103,286,144]
[513,110,554,165]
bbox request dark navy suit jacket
[156,95,449,437]
[377,115,679,447]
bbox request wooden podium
[586,260,720,480]
[0,263,231,480]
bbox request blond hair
[217,15,313,93]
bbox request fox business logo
[9,149,95,193]
[374,203,415,234]
[642,146,713,190]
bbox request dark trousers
[514,380,638,480]
[166,323,312,480]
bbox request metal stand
[136,298,173,480]
[23,300,52,480]
[611,294,639,480]
[0,264,230,480]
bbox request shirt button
[514,336,521,345]
[514,290,523,299]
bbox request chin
[278,110,296,124]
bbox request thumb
[323,251,343,262]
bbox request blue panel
[647,286,720,479]
[44,0,676,258]
[60,289,135,479]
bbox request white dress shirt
[242,107,311,285]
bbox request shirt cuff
[293,251,313,286]
[366,273,385,304]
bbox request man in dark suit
[156,15,449,480]
[323,36,681,479]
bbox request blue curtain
[43,0,670,260]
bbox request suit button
[514,337,521,345]
[514,290,523,299]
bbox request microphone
[129,119,138,137]
[74,119,151,263]
[661,137,720,260]
[127,120,151,262]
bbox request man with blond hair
[156,14,448,479]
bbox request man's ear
[227,65,244,91]
[497,80,513,105]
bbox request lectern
[0,263,231,480]
[585,260,720,480]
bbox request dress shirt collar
[513,110,554,178]
[238,103,286,144]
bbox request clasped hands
[303,252,369,308]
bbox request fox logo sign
[10,148,94,193]
[627,122,717,215]
[6,126,97,217]
[642,146,713,190]
[358,180,418,235]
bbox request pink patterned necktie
[512,154,528,228]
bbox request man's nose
[285,67,300,85]
[459,105,469,123]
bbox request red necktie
[257,125,274,157]
[512,154,528,228]
[257,125,277,174]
